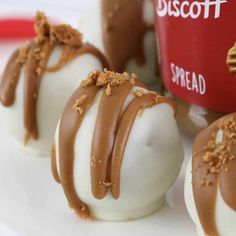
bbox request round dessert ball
[0,12,107,156]
[185,113,236,236]
[78,0,158,87]
[52,70,184,220]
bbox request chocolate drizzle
[53,70,175,219]
[192,113,236,236]
[0,12,108,143]
[111,93,174,199]
[51,142,60,183]
[59,83,100,219]
[0,47,28,107]
[91,83,132,199]
[24,40,53,140]
[102,0,154,72]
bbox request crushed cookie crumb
[202,152,216,163]
[205,140,216,150]
[80,205,86,212]
[81,70,100,87]
[154,95,162,104]
[82,69,139,91]
[91,156,96,167]
[103,181,112,189]
[34,49,46,61]
[72,95,88,115]
[105,84,112,96]
[34,11,82,47]
[36,67,42,76]
[96,69,138,88]
[75,107,84,115]
[50,24,82,47]
[224,167,229,172]
[34,11,50,41]
[134,89,144,97]
[200,116,236,178]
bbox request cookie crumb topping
[34,11,82,47]
[72,95,88,115]
[81,69,138,95]
[199,116,236,179]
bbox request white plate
[0,124,197,236]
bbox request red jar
[154,0,236,135]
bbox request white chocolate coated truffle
[185,113,236,236]
[185,155,236,236]
[0,47,104,156]
[52,71,184,220]
[0,13,107,156]
[78,0,158,87]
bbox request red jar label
[154,0,236,113]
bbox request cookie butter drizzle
[0,12,108,143]
[192,113,236,236]
[53,70,175,219]
[102,0,154,72]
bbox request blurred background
[0,0,96,74]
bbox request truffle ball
[0,12,107,155]
[78,0,158,87]
[52,70,184,220]
[185,113,236,236]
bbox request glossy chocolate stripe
[220,157,236,211]
[59,84,99,219]
[0,49,23,106]
[111,94,175,198]
[102,0,152,71]
[51,142,60,183]
[192,113,236,236]
[192,131,219,236]
[24,40,53,140]
[91,83,132,199]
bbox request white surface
[54,88,184,220]
[0,121,196,236]
[185,130,236,236]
